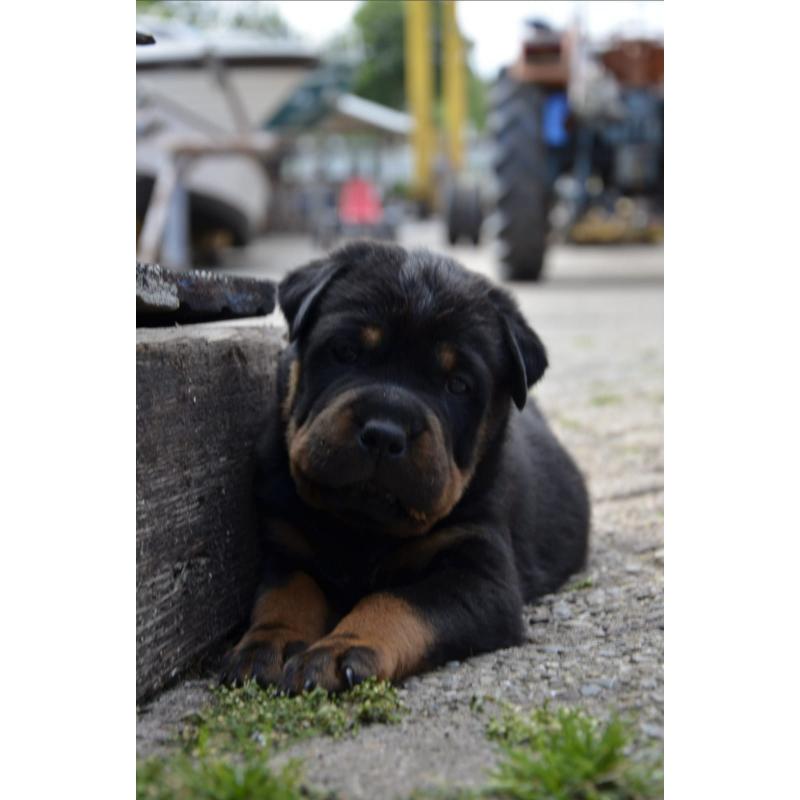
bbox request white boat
[136,17,318,263]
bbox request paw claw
[218,641,284,688]
[279,642,379,693]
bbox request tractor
[490,20,663,281]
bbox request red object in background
[338,178,384,225]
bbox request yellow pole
[442,0,465,173]
[404,0,434,208]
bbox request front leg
[281,533,522,693]
[220,570,332,687]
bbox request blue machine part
[602,88,663,192]
[543,92,569,147]
[604,89,663,146]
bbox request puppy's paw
[281,640,381,694]
[219,635,309,688]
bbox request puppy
[220,241,590,692]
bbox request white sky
[270,0,664,77]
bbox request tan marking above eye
[437,343,457,372]
[360,325,383,348]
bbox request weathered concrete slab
[136,262,276,327]
[136,321,284,701]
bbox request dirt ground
[137,223,664,797]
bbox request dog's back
[502,402,590,601]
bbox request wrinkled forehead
[314,251,502,356]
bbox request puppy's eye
[332,342,359,364]
[446,376,470,395]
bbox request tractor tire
[490,70,552,281]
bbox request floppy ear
[278,258,344,341]
[491,290,548,410]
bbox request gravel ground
[137,226,663,798]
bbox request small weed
[486,705,663,799]
[567,577,594,591]
[552,414,586,432]
[470,694,486,714]
[591,394,623,407]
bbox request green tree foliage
[351,0,487,130]
[351,0,408,110]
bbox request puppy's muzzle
[288,384,464,534]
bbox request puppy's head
[278,241,547,537]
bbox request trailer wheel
[490,71,552,281]
[446,184,482,246]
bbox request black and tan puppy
[220,241,589,693]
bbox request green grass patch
[590,393,623,407]
[486,705,663,800]
[138,678,404,799]
[136,756,303,800]
[188,678,404,757]
[567,577,594,591]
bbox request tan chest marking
[282,359,301,422]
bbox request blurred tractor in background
[491,20,663,281]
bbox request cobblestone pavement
[138,225,663,798]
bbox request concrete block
[136,321,284,700]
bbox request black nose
[358,419,407,457]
